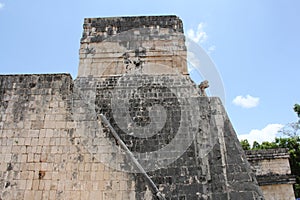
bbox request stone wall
[0,74,136,200]
[0,74,263,199]
[260,184,295,200]
[246,149,296,200]
[0,15,264,200]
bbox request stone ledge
[245,148,290,161]
[256,174,296,186]
[84,15,183,32]
[81,15,184,43]
[0,74,73,92]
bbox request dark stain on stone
[76,154,84,162]
[12,92,30,122]
[38,170,46,179]
[29,82,36,88]
[6,163,13,171]
[0,78,8,110]
[81,16,184,42]
[4,182,10,188]
[95,76,181,153]
[67,129,75,145]
[72,172,78,180]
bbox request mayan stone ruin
[246,148,296,199]
[0,16,264,199]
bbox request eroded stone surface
[78,15,188,77]
[246,149,296,200]
[0,15,264,200]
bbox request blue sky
[0,0,299,145]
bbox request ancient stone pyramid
[0,15,263,199]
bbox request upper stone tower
[78,16,188,77]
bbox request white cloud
[187,51,200,73]
[187,64,194,73]
[232,95,259,108]
[0,3,4,9]
[187,23,216,55]
[187,23,208,44]
[238,124,284,145]
[207,45,216,54]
